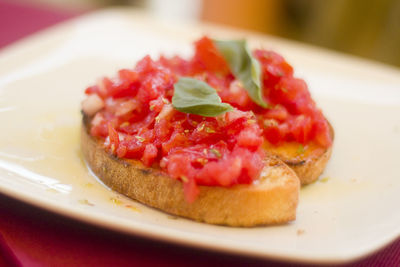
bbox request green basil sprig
[214,39,268,108]
[172,77,233,117]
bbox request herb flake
[210,148,221,158]
[297,144,305,154]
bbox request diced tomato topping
[84,36,332,202]
[191,36,230,75]
[107,69,140,98]
[107,123,119,154]
[255,50,293,89]
[142,144,158,166]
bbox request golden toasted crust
[81,116,300,227]
[265,123,334,185]
[285,145,332,185]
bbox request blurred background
[1,0,400,67]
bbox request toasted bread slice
[81,116,300,227]
[264,123,334,185]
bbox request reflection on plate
[0,8,400,264]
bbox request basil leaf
[172,77,233,117]
[214,39,268,108]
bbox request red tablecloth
[0,1,399,266]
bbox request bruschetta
[81,36,333,226]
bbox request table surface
[0,1,399,266]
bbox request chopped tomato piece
[107,123,119,154]
[192,36,230,75]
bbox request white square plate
[0,8,399,264]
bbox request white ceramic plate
[0,8,399,264]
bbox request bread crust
[285,145,332,185]
[265,123,334,185]
[81,115,300,226]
